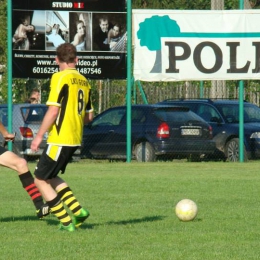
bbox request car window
[196,104,221,122]
[163,102,221,122]
[215,104,260,123]
[21,106,47,123]
[218,105,239,123]
[132,108,146,124]
[154,108,200,123]
[92,108,125,127]
[244,105,260,122]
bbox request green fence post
[126,0,132,162]
[7,0,13,150]
[239,0,244,162]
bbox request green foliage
[132,0,211,9]
[7,78,50,104]
[1,161,260,259]
[40,79,51,103]
[131,0,256,10]
[252,0,260,8]
[0,0,7,101]
[89,80,127,114]
[225,0,239,9]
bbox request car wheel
[225,138,248,162]
[135,142,156,162]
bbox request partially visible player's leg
[55,182,90,228]
[35,176,75,231]
[50,147,90,228]
[34,145,77,231]
[0,148,49,218]
[48,175,89,228]
[19,171,49,218]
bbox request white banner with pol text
[133,9,260,81]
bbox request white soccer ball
[175,199,198,222]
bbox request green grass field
[1,160,260,260]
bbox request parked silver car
[0,104,48,160]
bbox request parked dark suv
[157,99,260,161]
[81,104,216,162]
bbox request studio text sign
[12,0,126,79]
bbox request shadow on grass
[0,215,42,222]
[80,215,166,229]
[106,215,166,225]
[0,215,166,229]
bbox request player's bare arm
[0,122,15,141]
[31,105,59,151]
[84,111,94,124]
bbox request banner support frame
[7,0,13,150]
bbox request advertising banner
[133,9,260,81]
[12,0,126,79]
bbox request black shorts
[34,144,78,180]
[0,146,7,155]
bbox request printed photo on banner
[92,13,127,52]
[13,10,45,50]
[45,11,69,50]
[69,12,92,51]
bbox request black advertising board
[12,0,127,79]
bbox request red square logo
[73,2,84,8]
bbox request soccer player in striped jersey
[31,43,93,231]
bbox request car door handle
[109,130,114,133]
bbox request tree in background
[0,0,7,102]
[132,0,260,9]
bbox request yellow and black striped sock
[57,186,82,216]
[47,195,72,226]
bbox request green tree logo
[137,15,181,73]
